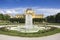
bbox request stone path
[0,33,60,40]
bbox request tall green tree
[3,15,10,20]
[0,14,4,20]
[55,13,60,23]
[0,13,10,20]
[46,15,55,23]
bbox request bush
[0,27,8,31]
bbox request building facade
[15,8,44,19]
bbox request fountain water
[25,14,33,29]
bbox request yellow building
[15,8,44,19]
[35,14,44,18]
[15,14,25,18]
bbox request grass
[48,23,60,25]
[0,27,60,37]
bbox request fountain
[6,8,51,33]
[17,9,39,33]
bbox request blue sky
[0,0,60,8]
[0,0,60,17]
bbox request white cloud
[0,10,5,14]
[33,8,60,17]
[0,7,60,17]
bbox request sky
[0,0,60,17]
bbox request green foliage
[0,14,4,20]
[4,15,10,20]
[56,13,60,23]
[9,18,44,23]
[33,18,44,22]
[46,15,55,23]
[9,18,25,23]
[46,12,60,23]
[0,13,10,20]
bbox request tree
[3,15,10,20]
[0,14,4,20]
[55,13,60,23]
[46,15,55,23]
[0,13,10,20]
[9,18,25,23]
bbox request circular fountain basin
[7,25,51,33]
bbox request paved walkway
[47,25,60,28]
[0,33,60,40]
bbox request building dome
[26,8,34,15]
[26,8,32,11]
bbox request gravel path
[0,33,60,40]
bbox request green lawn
[48,23,60,25]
